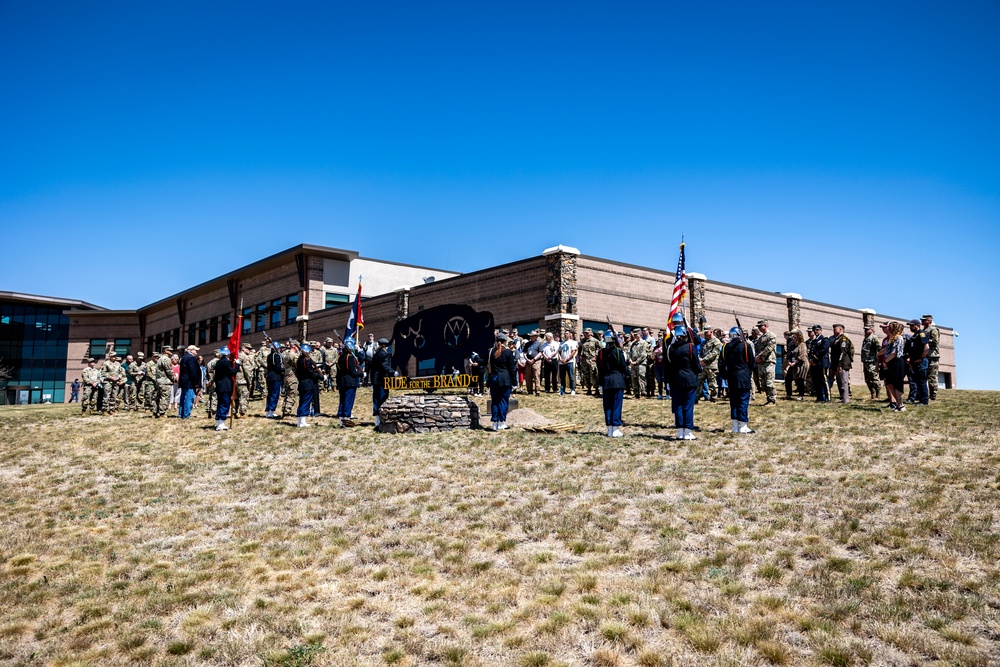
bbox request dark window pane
[286,295,298,325]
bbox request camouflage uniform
[860,332,882,398]
[101,356,125,413]
[126,357,145,410]
[153,352,174,417]
[698,334,723,398]
[255,345,269,396]
[81,364,102,414]
[923,321,940,400]
[754,326,778,404]
[205,356,219,417]
[142,357,158,410]
[577,334,601,395]
[627,336,649,398]
[236,347,255,416]
[281,347,300,418]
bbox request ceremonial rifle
[732,310,750,363]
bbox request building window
[114,339,131,357]
[171,328,180,350]
[514,323,539,337]
[89,339,108,360]
[325,293,349,309]
[582,320,609,335]
[209,317,218,343]
[187,324,197,346]
[241,308,252,335]
[286,295,298,325]
[255,304,267,333]
[270,299,282,329]
[146,336,154,354]
[221,315,231,339]
[198,322,208,346]
[775,344,784,380]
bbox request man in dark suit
[178,344,203,419]
[807,325,831,402]
[214,347,236,431]
[371,338,393,428]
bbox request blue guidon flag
[345,276,364,342]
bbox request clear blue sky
[2,2,998,388]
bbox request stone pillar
[542,245,580,335]
[395,287,410,321]
[859,308,876,330]
[782,293,802,332]
[297,314,309,342]
[687,273,707,330]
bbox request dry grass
[1,388,999,666]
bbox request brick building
[62,243,957,393]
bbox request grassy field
[1,388,998,667]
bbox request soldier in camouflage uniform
[860,324,881,399]
[309,341,325,414]
[142,352,158,411]
[921,315,940,400]
[101,352,125,414]
[255,342,269,398]
[577,328,601,396]
[697,327,723,400]
[753,320,778,405]
[748,327,762,399]
[123,354,139,411]
[829,324,855,403]
[626,331,649,399]
[205,350,220,417]
[236,343,255,417]
[281,340,301,419]
[81,358,102,414]
[153,346,175,418]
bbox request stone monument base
[377,394,481,433]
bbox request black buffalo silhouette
[392,304,495,375]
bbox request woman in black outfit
[666,324,702,440]
[487,333,518,431]
[295,343,324,428]
[597,330,628,437]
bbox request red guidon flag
[228,315,242,357]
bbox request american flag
[667,243,687,325]
[345,276,364,342]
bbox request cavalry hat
[756,319,768,327]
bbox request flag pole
[229,298,242,429]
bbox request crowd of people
[72,313,941,436]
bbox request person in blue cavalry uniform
[213,347,235,431]
[336,339,363,426]
[719,326,756,434]
[371,338,393,428]
[597,329,628,437]
[295,343,324,428]
[264,341,283,418]
[665,320,702,440]
[487,333,518,431]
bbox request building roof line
[0,290,105,311]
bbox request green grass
[0,388,998,665]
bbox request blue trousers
[373,385,389,416]
[179,388,196,418]
[671,387,697,429]
[603,388,624,426]
[811,366,829,401]
[911,359,929,404]
[559,362,576,393]
[297,387,314,417]
[490,385,511,422]
[337,387,356,418]
[215,390,231,420]
[729,388,751,422]
[266,379,281,413]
